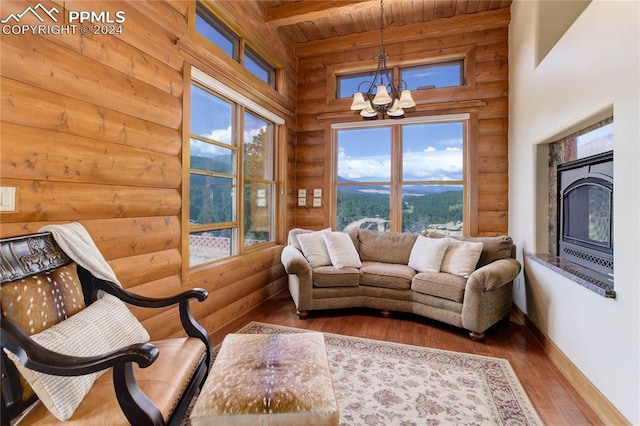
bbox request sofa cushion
[408,235,450,273]
[312,266,360,288]
[359,262,415,290]
[424,232,514,268]
[358,229,418,264]
[412,272,467,303]
[440,238,484,278]
[323,231,362,269]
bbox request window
[195,3,239,59]
[334,118,466,234]
[336,71,376,99]
[243,112,276,248]
[336,60,464,99]
[400,60,464,90]
[188,76,279,267]
[195,2,277,89]
[244,46,276,87]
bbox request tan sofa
[280,228,521,340]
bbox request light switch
[313,198,322,207]
[298,197,307,207]
[313,188,322,197]
[0,187,16,212]
[298,189,307,197]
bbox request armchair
[1,227,211,425]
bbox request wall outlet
[0,187,16,212]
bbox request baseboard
[511,304,630,426]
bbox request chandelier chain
[379,0,385,54]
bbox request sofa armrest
[281,245,311,276]
[466,258,521,291]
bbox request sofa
[280,228,521,340]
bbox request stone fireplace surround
[527,117,615,298]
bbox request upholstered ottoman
[190,332,339,425]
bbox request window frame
[194,2,278,90]
[195,2,239,60]
[399,59,465,90]
[331,114,469,234]
[186,68,284,270]
[334,58,466,99]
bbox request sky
[191,83,464,182]
[190,85,267,159]
[337,122,464,182]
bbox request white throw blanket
[39,222,122,287]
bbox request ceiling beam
[265,1,377,28]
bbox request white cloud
[203,126,232,144]
[424,146,436,152]
[338,149,462,181]
[338,155,391,180]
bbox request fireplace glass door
[563,180,612,250]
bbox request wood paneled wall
[293,8,510,236]
[0,0,297,339]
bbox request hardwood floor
[209,290,604,425]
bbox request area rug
[186,322,543,426]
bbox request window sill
[525,252,615,299]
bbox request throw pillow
[440,238,484,278]
[408,235,450,273]
[323,231,362,269]
[4,293,150,421]
[296,230,332,268]
[0,263,86,335]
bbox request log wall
[293,8,510,236]
[1,0,510,340]
[0,0,296,339]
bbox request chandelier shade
[372,85,393,105]
[349,0,415,119]
[350,92,367,110]
[398,89,416,108]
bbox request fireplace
[557,151,613,277]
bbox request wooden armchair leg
[296,310,308,319]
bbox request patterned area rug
[186,322,542,426]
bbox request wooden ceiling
[258,0,512,44]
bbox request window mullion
[390,125,403,232]
[235,105,244,254]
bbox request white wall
[508,0,639,423]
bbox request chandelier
[350,0,415,119]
